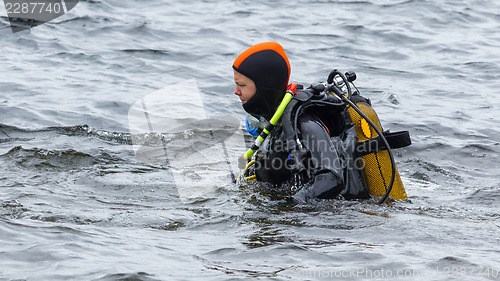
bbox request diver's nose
[234,86,241,96]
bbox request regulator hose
[327,70,396,204]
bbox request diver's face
[233,70,256,104]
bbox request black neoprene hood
[233,42,291,121]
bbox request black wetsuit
[254,91,371,202]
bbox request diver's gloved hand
[289,147,310,174]
[292,171,344,203]
[238,155,248,170]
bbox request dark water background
[1,0,500,280]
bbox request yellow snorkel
[238,84,296,178]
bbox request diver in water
[233,42,410,203]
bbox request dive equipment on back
[326,70,409,203]
[238,71,411,204]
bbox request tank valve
[345,71,357,82]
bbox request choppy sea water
[1,0,500,280]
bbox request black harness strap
[355,131,411,156]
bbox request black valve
[345,71,357,82]
[328,69,357,84]
[309,83,326,94]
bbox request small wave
[230,10,254,17]
[304,0,372,5]
[405,158,463,183]
[28,214,103,225]
[48,51,104,64]
[379,0,415,8]
[0,137,35,144]
[465,184,500,207]
[1,146,98,170]
[94,272,160,281]
[0,123,48,134]
[428,256,478,268]
[462,143,496,153]
[121,48,169,55]
[0,123,132,145]
[0,200,28,219]
[119,48,204,62]
[119,49,172,60]
[52,15,92,24]
[52,125,133,145]
[148,221,185,231]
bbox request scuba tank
[347,95,409,201]
[327,70,410,202]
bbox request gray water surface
[1,0,500,280]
